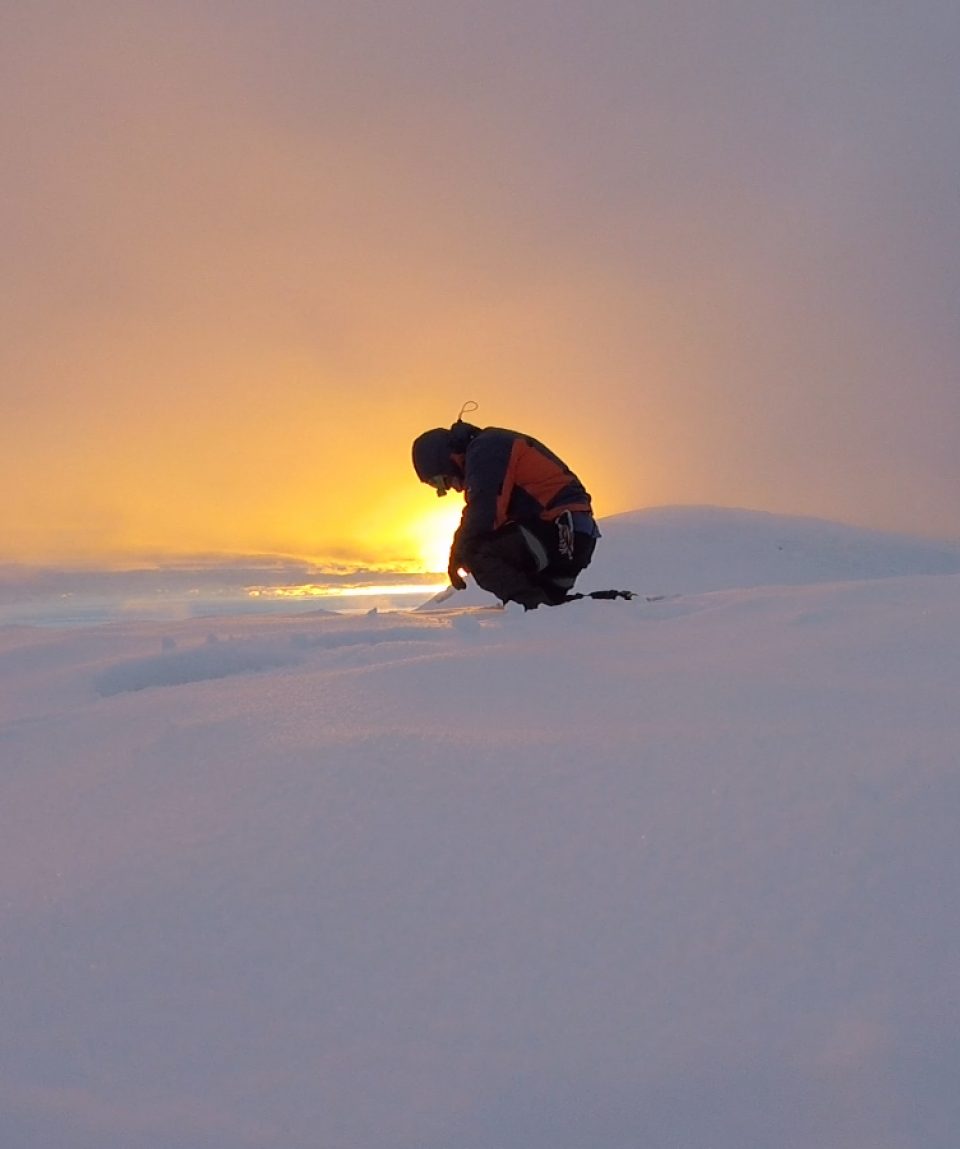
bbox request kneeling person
[412,417,600,610]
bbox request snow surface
[2,508,959,1149]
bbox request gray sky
[2,1,959,564]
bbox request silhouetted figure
[412,416,600,610]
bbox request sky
[3,0,959,569]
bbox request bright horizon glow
[0,483,468,575]
[250,581,448,599]
[405,500,464,574]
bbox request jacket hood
[411,422,480,481]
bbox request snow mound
[589,504,960,594]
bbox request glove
[448,552,467,590]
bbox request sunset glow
[406,501,465,574]
[249,581,448,600]
[3,1,959,578]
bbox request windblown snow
[2,508,958,1149]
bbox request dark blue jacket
[447,424,594,561]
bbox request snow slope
[582,504,960,594]
[1,509,959,1148]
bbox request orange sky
[3,3,958,570]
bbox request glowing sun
[409,501,464,572]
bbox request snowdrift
[1,508,958,1148]
[590,505,960,593]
